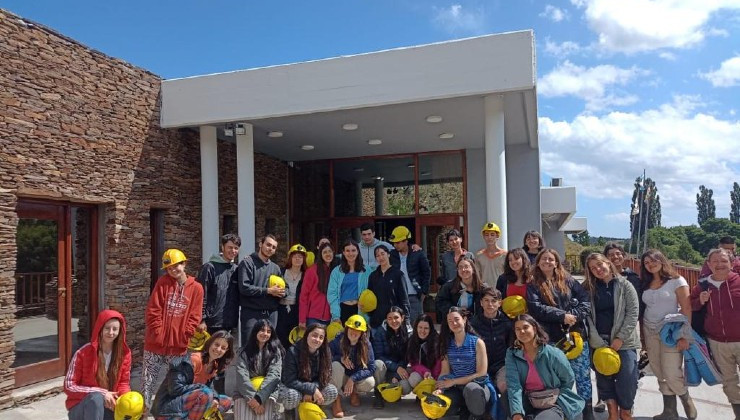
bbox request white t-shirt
[642,276,689,324]
[104,351,112,370]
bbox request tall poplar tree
[696,185,716,225]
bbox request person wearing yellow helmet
[328,314,376,416]
[371,306,413,409]
[388,226,431,324]
[327,239,371,324]
[237,234,284,343]
[299,242,336,329]
[505,314,585,420]
[476,222,507,289]
[142,249,204,411]
[583,253,640,420]
[277,244,307,348]
[65,310,132,420]
[234,319,285,420]
[527,249,593,420]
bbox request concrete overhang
[540,186,580,231]
[160,31,538,161]
[560,217,588,234]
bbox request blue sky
[3,0,740,238]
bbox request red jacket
[298,263,331,324]
[144,274,204,355]
[64,310,131,410]
[690,272,740,342]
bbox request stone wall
[0,10,287,406]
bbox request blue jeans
[595,348,638,409]
[68,393,113,420]
[306,317,328,327]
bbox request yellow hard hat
[289,244,307,255]
[358,289,378,313]
[556,331,584,360]
[345,314,367,332]
[188,330,211,351]
[306,251,316,267]
[378,382,403,403]
[251,376,265,390]
[389,226,411,243]
[162,249,187,269]
[412,378,436,397]
[297,402,327,420]
[502,295,527,319]
[289,326,305,344]
[481,222,501,235]
[327,321,344,341]
[269,275,286,289]
[202,404,224,420]
[420,392,452,420]
[114,391,144,420]
[593,347,621,376]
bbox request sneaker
[594,399,606,413]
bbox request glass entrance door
[416,215,463,322]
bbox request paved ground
[2,365,732,420]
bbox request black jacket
[367,266,410,328]
[622,268,644,320]
[435,281,482,322]
[390,249,432,295]
[526,277,591,343]
[282,344,322,396]
[470,310,512,376]
[151,355,201,418]
[197,254,237,330]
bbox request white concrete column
[200,126,220,264]
[236,123,256,255]
[484,95,508,249]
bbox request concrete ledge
[11,376,64,407]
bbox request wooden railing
[625,258,701,289]
[15,272,53,316]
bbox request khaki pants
[708,339,740,404]
[644,327,686,396]
[331,361,376,394]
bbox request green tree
[696,185,716,225]
[731,182,740,224]
[629,177,661,243]
[572,230,590,246]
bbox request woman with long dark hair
[280,323,338,415]
[328,239,371,323]
[366,245,410,330]
[436,256,485,321]
[527,248,593,420]
[329,314,377,415]
[406,314,441,388]
[505,314,584,420]
[523,231,545,264]
[434,306,492,420]
[65,310,132,420]
[640,249,696,420]
[277,244,307,347]
[299,242,335,328]
[372,306,413,408]
[583,253,639,420]
[496,248,531,299]
[234,319,285,420]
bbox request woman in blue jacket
[371,306,413,408]
[327,239,371,323]
[505,314,585,420]
[527,249,592,420]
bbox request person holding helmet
[65,310,132,420]
[329,314,377,416]
[299,242,336,329]
[142,249,204,411]
[406,314,442,390]
[277,244,307,348]
[371,306,413,409]
[583,253,639,420]
[234,319,285,420]
[505,314,585,420]
[327,239,371,323]
[389,226,431,324]
[495,248,531,300]
[476,222,507,289]
[238,234,284,344]
[526,248,593,420]
[367,244,409,330]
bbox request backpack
[691,280,710,338]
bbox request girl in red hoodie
[142,249,204,410]
[64,309,131,420]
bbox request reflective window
[333,157,416,217]
[418,153,464,214]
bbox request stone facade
[0,10,287,407]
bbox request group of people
[61,219,740,420]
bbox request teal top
[327,265,370,321]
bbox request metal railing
[625,258,700,289]
[14,272,53,316]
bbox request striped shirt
[447,333,478,378]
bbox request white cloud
[658,52,677,61]
[570,0,740,53]
[700,56,740,87]
[540,5,569,22]
[538,61,648,110]
[605,212,630,222]
[539,95,740,227]
[432,4,486,34]
[543,38,584,56]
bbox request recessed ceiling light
[342,123,359,131]
[267,131,283,138]
[367,139,382,145]
[420,171,431,176]
[426,115,443,123]
[439,133,454,139]
[407,163,416,168]
[301,145,314,151]
[372,175,384,180]
[353,167,364,172]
